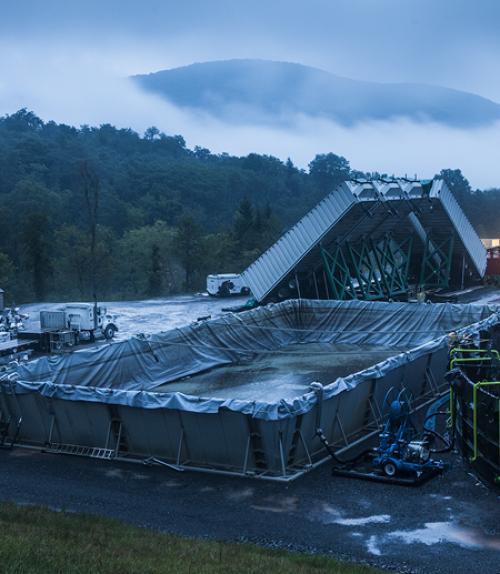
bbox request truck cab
[64,304,118,340]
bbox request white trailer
[206,274,250,297]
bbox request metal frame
[419,234,455,289]
[320,235,413,301]
[345,240,385,300]
[320,244,357,300]
[471,381,500,473]
[243,179,487,303]
[371,235,413,298]
[449,350,500,484]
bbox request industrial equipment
[485,246,500,285]
[206,273,250,297]
[447,345,500,488]
[0,307,28,335]
[19,303,118,353]
[317,389,449,485]
[241,178,487,304]
[0,307,34,364]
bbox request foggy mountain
[133,59,500,128]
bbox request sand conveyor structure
[242,179,487,303]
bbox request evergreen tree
[174,215,203,291]
[148,244,163,297]
[233,198,254,248]
[22,213,50,301]
[0,252,14,293]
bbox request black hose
[315,427,371,466]
[423,410,455,453]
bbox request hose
[315,427,372,466]
[423,409,455,453]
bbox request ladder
[48,443,115,459]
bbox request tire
[103,325,116,340]
[218,283,230,297]
[383,461,397,477]
[240,287,250,296]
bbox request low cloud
[1,43,499,189]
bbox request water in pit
[157,343,407,402]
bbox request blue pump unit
[317,391,450,485]
[371,397,446,479]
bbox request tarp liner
[2,300,499,420]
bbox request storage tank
[40,310,67,331]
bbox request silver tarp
[2,300,499,420]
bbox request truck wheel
[103,325,116,340]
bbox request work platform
[241,179,486,303]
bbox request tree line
[0,109,498,304]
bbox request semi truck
[19,303,118,353]
[40,303,118,341]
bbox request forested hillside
[0,109,498,304]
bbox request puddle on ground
[310,502,391,527]
[251,496,299,513]
[388,522,500,550]
[366,522,500,556]
[366,535,382,556]
[335,515,391,526]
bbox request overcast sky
[1,0,500,187]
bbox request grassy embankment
[0,503,384,574]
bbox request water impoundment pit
[1,300,498,480]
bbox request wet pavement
[0,447,497,574]
[22,294,247,340]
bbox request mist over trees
[0,109,498,304]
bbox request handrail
[450,347,500,358]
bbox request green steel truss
[320,244,357,300]
[418,234,455,289]
[371,235,413,298]
[345,240,385,300]
[320,234,413,301]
